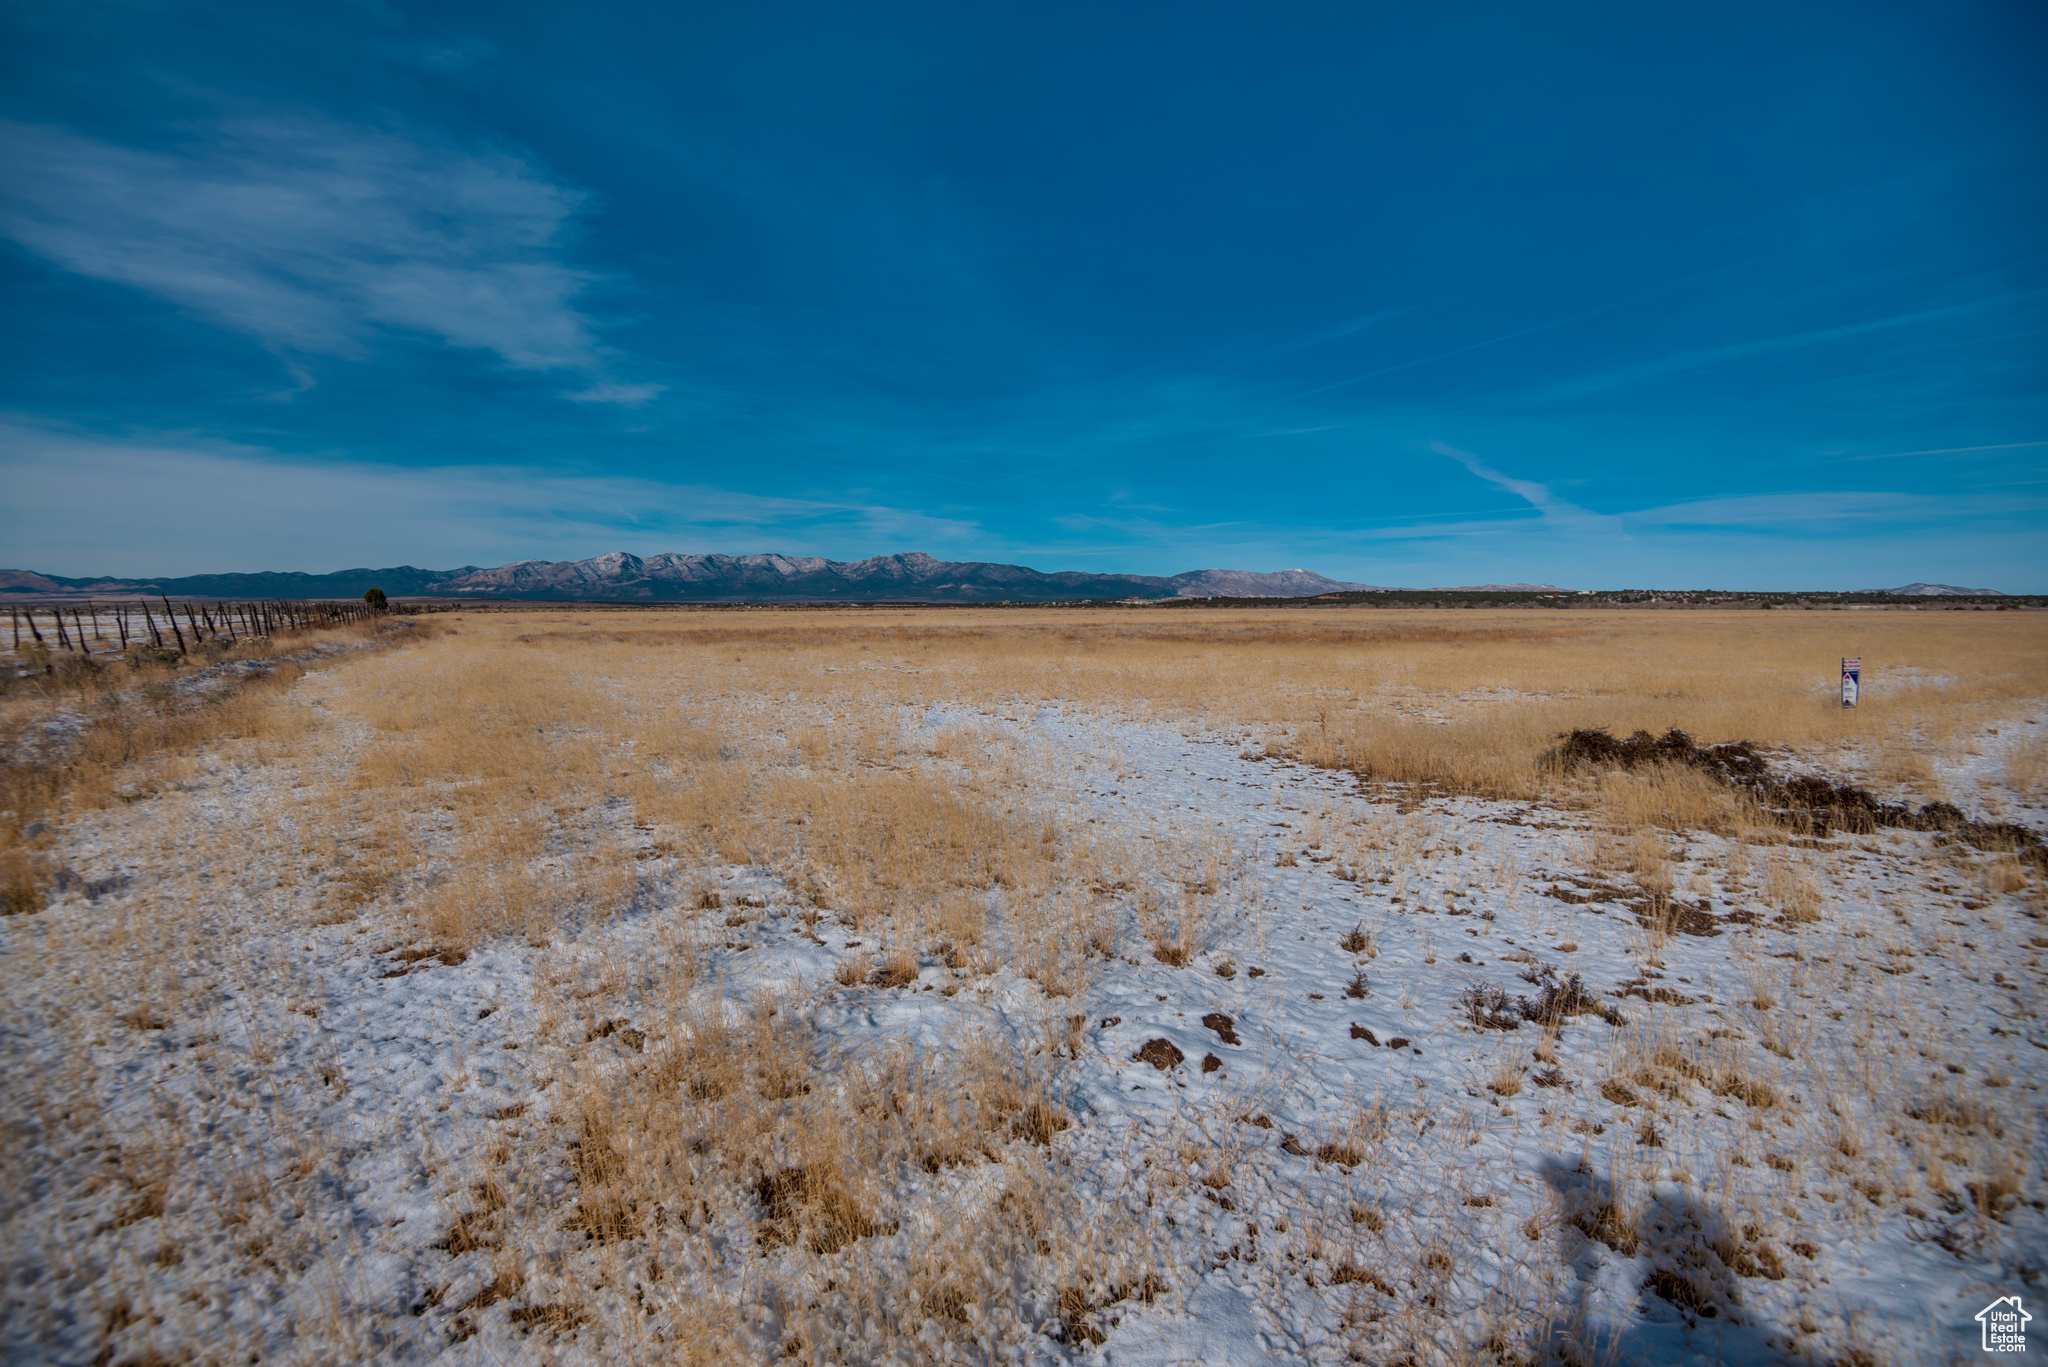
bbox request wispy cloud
[0,117,654,400]
[1428,442,1621,534]
[1513,296,2031,403]
[0,419,981,575]
[1623,489,2048,530]
[1274,304,1426,357]
[1292,278,1701,397]
[569,382,667,407]
[1843,439,2048,462]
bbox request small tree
[363,587,388,611]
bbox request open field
[3,607,2045,1365]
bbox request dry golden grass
[0,617,431,916]
[417,604,2048,806]
[5,603,2042,1363]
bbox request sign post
[1841,657,1860,708]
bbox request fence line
[7,596,383,660]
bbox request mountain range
[0,555,2010,602]
[0,552,1385,603]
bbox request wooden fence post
[161,596,187,654]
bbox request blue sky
[2,1,2044,588]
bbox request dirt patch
[1557,727,2047,861]
[1556,728,1767,782]
[1623,900,1727,936]
[1616,983,1696,1007]
[391,944,468,967]
[589,1019,645,1052]
[1330,1264,1396,1295]
[1543,881,1632,906]
[509,1303,589,1336]
[1201,1012,1240,1046]
[755,1166,896,1255]
[1133,1038,1184,1070]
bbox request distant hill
[5,565,478,599]
[1431,582,1566,592]
[1166,567,1385,597]
[0,552,1385,603]
[1861,583,2004,597]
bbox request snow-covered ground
[3,689,2044,1365]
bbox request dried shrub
[1573,1200,1639,1255]
[870,947,919,989]
[0,846,53,915]
[1518,963,1622,1027]
[1330,1263,1395,1294]
[1906,1090,2004,1136]
[755,1166,897,1255]
[508,1302,588,1336]
[1459,983,1522,1031]
[1644,1267,1714,1317]
[1712,1229,1788,1281]
[1599,1078,1640,1106]
[1315,1141,1364,1168]
[1019,1101,1071,1145]
[1711,1071,1777,1109]
[1764,852,1823,923]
